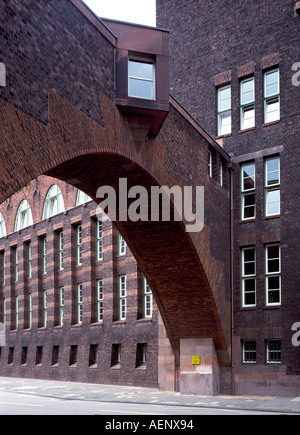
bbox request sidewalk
[0,377,299,414]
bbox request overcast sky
[83,0,156,26]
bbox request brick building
[0,176,160,387]
[157,0,300,395]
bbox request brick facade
[157,0,300,395]
[0,176,159,387]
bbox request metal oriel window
[265,157,281,217]
[241,163,256,220]
[128,59,155,100]
[264,69,280,124]
[217,85,232,136]
[265,245,281,306]
[241,247,256,308]
[240,77,255,130]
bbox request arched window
[76,190,92,206]
[14,200,33,232]
[42,185,65,220]
[0,213,7,238]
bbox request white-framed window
[143,277,153,319]
[14,200,33,232]
[241,163,256,220]
[15,296,19,329]
[240,77,255,130]
[42,238,47,275]
[265,157,280,217]
[76,190,92,206]
[96,219,103,261]
[266,340,281,365]
[208,151,213,178]
[97,279,104,322]
[220,163,223,186]
[77,283,83,324]
[264,69,280,124]
[2,252,5,286]
[42,185,65,220]
[43,290,47,327]
[0,214,7,239]
[28,242,32,279]
[241,247,256,308]
[14,248,18,282]
[59,287,64,326]
[76,225,82,266]
[119,275,127,321]
[128,59,155,100]
[242,340,257,364]
[217,85,232,136]
[118,232,126,256]
[29,294,32,329]
[58,231,64,271]
[265,244,281,306]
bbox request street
[0,391,291,415]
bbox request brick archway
[0,90,231,368]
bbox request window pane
[242,106,255,130]
[265,97,280,123]
[218,86,231,112]
[265,70,279,97]
[129,78,154,100]
[218,111,232,135]
[129,61,153,80]
[242,164,255,191]
[241,78,254,105]
[266,158,280,186]
[266,190,280,216]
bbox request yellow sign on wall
[192,356,201,365]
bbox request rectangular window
[89,345,98,367]
[36,346,43,366]
[240,77,255,130]
[28,243,32,279]
[21,347,28,366]
[241,248,256,308]
[69,345,78,367]
[97,279,104,322]
[208,151,213,178]
[2,252,5,286]
[8,347,14,365]
[144,277,153,319]
[77,283,83,324]
[266,245,281,306]
[3,298,6,326]
[77,225,82,266]
[242,341,257,364]
[241,163,256,220]
[136,344,148,368]
[29,294,32,329]
[128,59,155,100]
[265,157,280,217]
[111,344,122,367]
[217,85,232,136]
[15,296,18,329]
[59,287,64,326]
[52,346,59,366]
[266,340,281,365]
[43,290,47,327]
[96,219,103,261]
[119,275,127,321]
[264,69,280,124]
[43,238,47,274]
[14,248,18,282]
[59,231,64,271]
[118,232,126,256]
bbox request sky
[83,0,156,27]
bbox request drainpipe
[229,161,235,396]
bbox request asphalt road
[0,391,288,415]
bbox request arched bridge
[0,0,232,394]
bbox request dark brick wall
[0,0,115,125]
[0,176,159,387]
[157,0,300,392]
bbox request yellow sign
[192,356,201,365]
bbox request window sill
[264,305,281,310]
[263,120,280,128]
[263,215,281,220]
[90,321,103,327]
[216,133,232,139]
[239,219,255,224]
[239,127,255,134]
[69,364,78,368]
[112,320,126,326]
[136,365,147,371]
[240,307,256,311]
[137,318,153,324]
[89,364,98,370]
[71,323,82,328]
[111,364,121,370]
